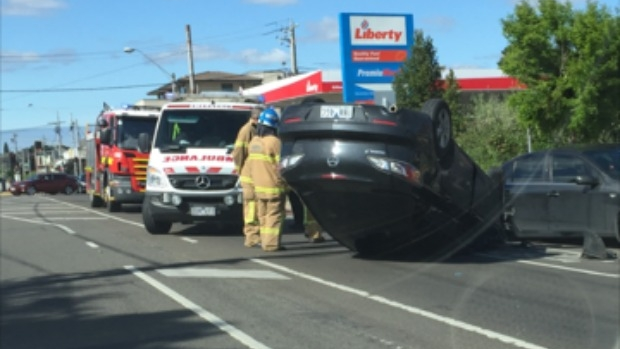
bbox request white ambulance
[138,95,261,234]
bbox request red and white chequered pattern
[163,165,237,175]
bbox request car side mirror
[573,175,599,187]
[100,129,112,145]
[138,133,151,153]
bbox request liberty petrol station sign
[339,13,414,103]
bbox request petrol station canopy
[241,68,524,107]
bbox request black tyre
[90,193,104,207]
[422,99,454,168]
[107,201,121,212]
[64,186,74,195]
[26,187,36,196]
[142,201,172,234]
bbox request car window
[507,154,548,182]
[551,154,593,183]
[583,147,620,179]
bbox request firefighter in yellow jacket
[245,108,287,251]
[232,106,263,247]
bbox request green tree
[442,69,464,134]
[3,142,9,155]
[393,29,444,110]
[456,95,534,171]
[499,0,620,145]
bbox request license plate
[320,105,353,119]
[190,205,216,216]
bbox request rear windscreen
[155,109,250,149]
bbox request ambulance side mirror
[138,133,151,153]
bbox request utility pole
[267,19,299,76]
[287,19,298,75]
[10,133,21,180]
[70,116,82,176]
[186,24,196,95]
[49,112,65,169]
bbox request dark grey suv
[501,144,620,242]
[278,99,506,257]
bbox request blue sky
[1,0,616,149]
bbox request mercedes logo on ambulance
[195,175,211,189]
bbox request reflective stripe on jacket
[232,119,256,173]
[246,135,286,199]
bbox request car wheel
[422,98,454,168]
[142,201,172,234]
[26,187,36,196]
[64,186,74,195]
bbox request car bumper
[143,192,242,224]
[111,191,145,204]
[8,187,23,195]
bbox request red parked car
[9,173,79,196]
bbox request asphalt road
[1,193,619,349]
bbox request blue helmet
[258,108,280,129]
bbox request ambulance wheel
[142,202,172,234]
[422,98,454,169]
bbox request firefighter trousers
[242,184,260,247]
[256,195,285,251]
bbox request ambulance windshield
[155,109,250,150]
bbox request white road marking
[124,265,271,349]
[252,259,548,349]
[0,209,78,214]
[477,252,619,279]
[44,197,145,228]
[86,241,100,249]
[157,267,289,280]
[7,216,107,221]
[516,260,619,278]
[181,237,198,244]
[1,215,77,235]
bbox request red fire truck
[85,103,160,212]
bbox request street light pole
[123,47,177,95]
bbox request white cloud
[237,48,288,65]
[1,0,66,16]
[1,50,42,72]
[304,17,339,42]
[243,0,296,5]
[419,16,456,33]
[189,45,229,61]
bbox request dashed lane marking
[125,265,272,349]
[157,267,289,280]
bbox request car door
[36,174,53,193]
[547,152,593,238]
[503,152,550,238]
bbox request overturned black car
[278,99,506,258]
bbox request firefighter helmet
[258,108,280,129]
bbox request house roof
[147,71,262,96]
[189,71,262,82]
